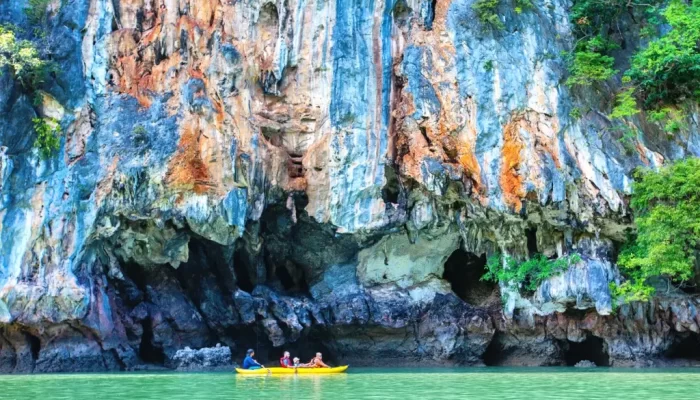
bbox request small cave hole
[392,0,412,27]
[562,336,610,366]
[276,265,295,290]
[272,260,310,295]
[259,3,279,27]
[526,228,538,257]
[139,320,165,365]
[443,247,497,306]
[482,333,509,366]
[27,334,40,362]
[665,334,700,361]
[419,126,433,149]
[287,152,305,178]
[381,165,400,204]
[233,251,255,293]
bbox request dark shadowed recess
[482,332,510,366]
[665,333,700,361]
[139,318,165,364]
[224,325,338,366]
[442,247,496,306]
[560,336,610,366]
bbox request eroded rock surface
[172,345,233,371]
[1,0,699,372]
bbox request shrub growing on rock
[616,158,700,302]
[482,253,581,293]
[0,25,53,90]
[33,117,61,157]
[626,0,700,108]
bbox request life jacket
[280,356,291,368]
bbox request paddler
[307,352,330,368]
[242,349,264,370]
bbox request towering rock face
[0,0,698,372]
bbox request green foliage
[133,125,147,136]
[570,107,582,120]
[566,49,617,86]
[482,253,582,292]
[25,0,52,25]
[649,107,688,134]
[610,88,640,119]
[616,158,700,303]
[0,25,53,90]
[609,280,655,305]
[484,60,494,72]
[472,0,504,30]
[33,117,61,158]
[626,1,700,108]
[565,37,618,87]
[514,0,533,14]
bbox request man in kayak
[307,352,330,368]
[280,351,292,368]
[242,349,264,370]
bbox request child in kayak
[242,349,264,370]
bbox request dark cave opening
[562,336,610,366]
[139,319,165,364]
[233,251,255,293]
[259,3,279,27]
[482,332,509,366]
[381,164,400,204]
[665,334,700,360]
[27,333,40,362]
[267,329,338,366]
[274,262,310,294]
[526,228,538,257]
[442,247,497,306]
[228,326,337,366]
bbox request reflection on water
[2,368,700,400]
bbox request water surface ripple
[3,367,699,399]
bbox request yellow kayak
[235,365,348,375]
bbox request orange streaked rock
[500,118,526,212]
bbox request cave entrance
[233,251,255,293]
[139,319,165,364]
[266,327,338,366]
[274,262,310,295]
[482,332,509,366]
[26,333,40,362]
[526,228,538,257]
[563,336,609,366]
[665,334,700,361]
[442,248,496,306]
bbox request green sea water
[2,368,700,400]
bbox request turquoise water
[2,368,700,399]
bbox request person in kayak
[280,351,292,368]
[307,352,330,368]
[242,349,264,370]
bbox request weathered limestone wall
[0,0,699,372]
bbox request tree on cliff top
[616,157,700,302]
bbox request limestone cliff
[0,0,699,372]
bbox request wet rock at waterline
[574,361,597,368]
[1,0,699,373]
[172,345,234,371]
